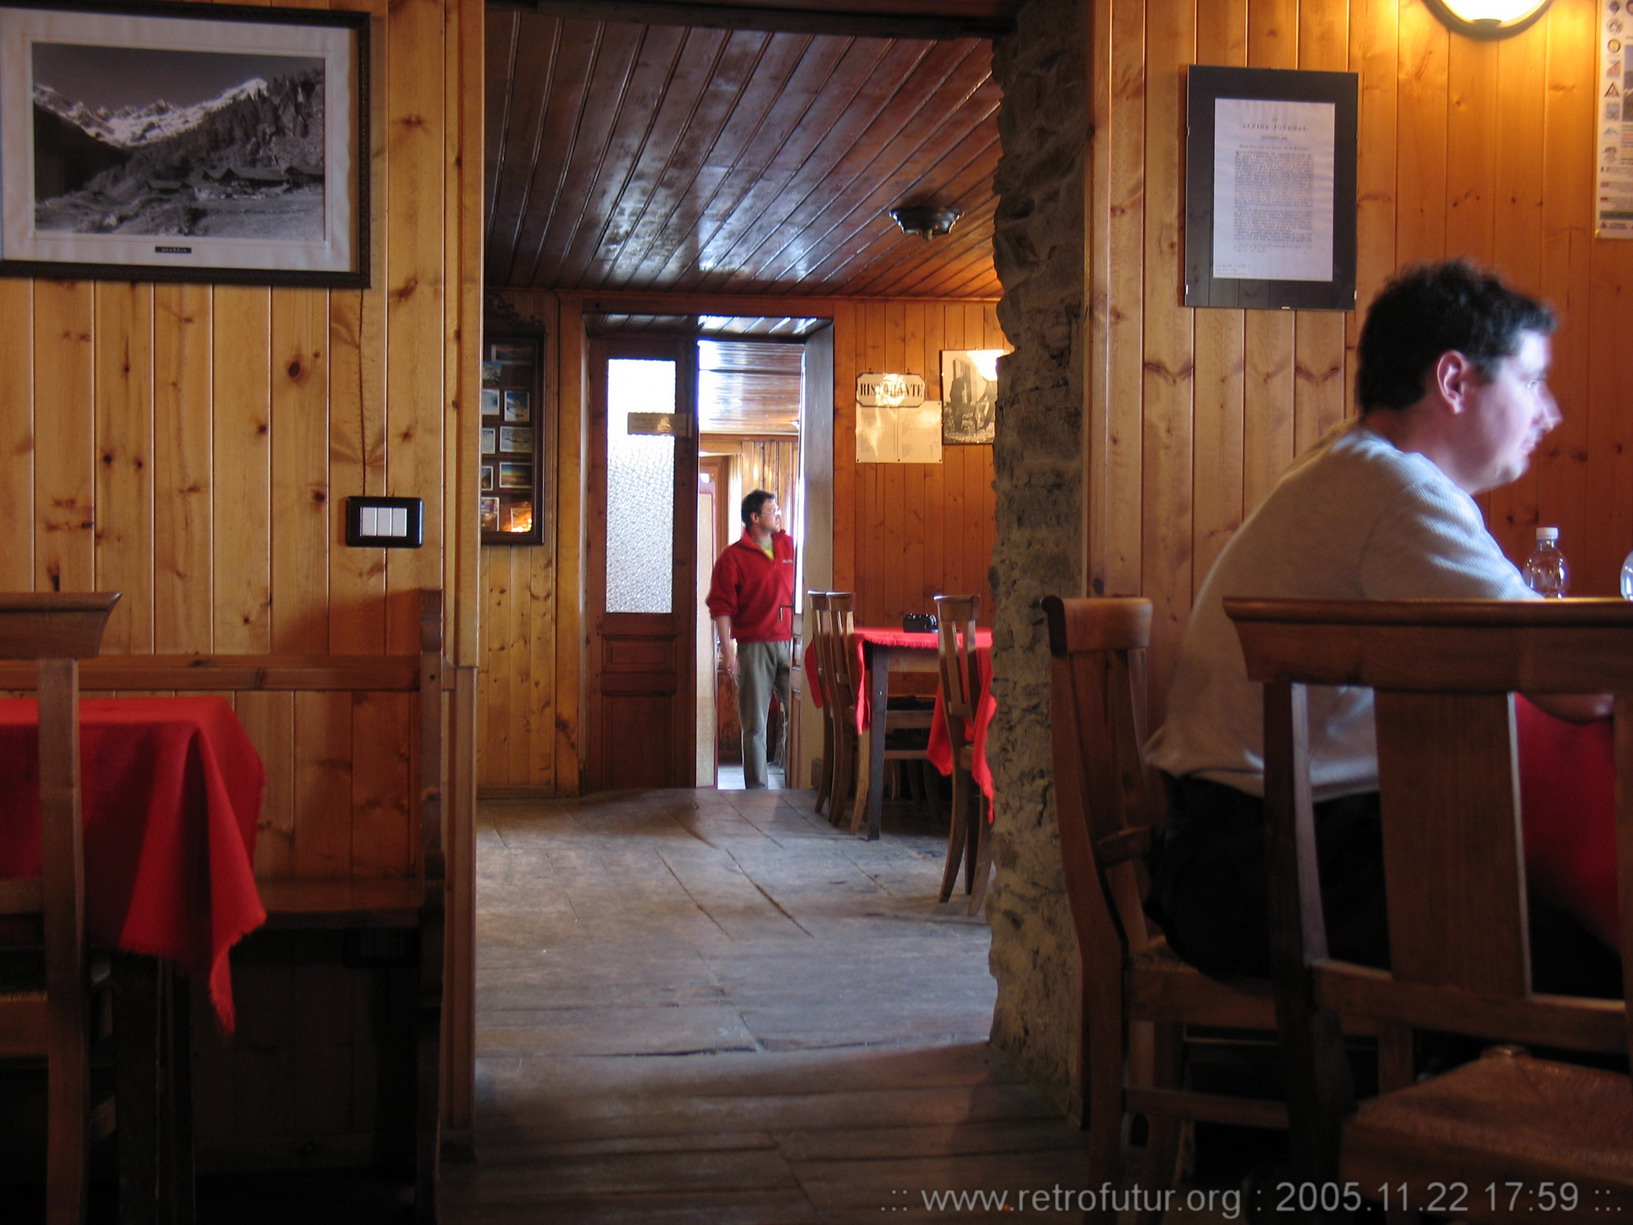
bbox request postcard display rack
[480,330,545,544]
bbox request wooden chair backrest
[805,591,830,707]
[824,591,860,723]
[932,595,980,738]
[1042,596,1165,962]
[1226,597,1633,1066]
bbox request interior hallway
[445,786,1094,1223]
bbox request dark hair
[741,489,776,525]
[1356,259,1555,413]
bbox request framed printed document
[1184,65,1357,311]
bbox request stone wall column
[986,0,1091,1096]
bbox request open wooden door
[586,338,700,790]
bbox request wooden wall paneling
[1394,0,1450,260]
[34,282,95,594]
[329,289,389,654]
[1539,0,1600,591]
[212,287,273,652]
[1102,0,1146,597]
[525,304,561,790]
[860,299,887,623]
[553,296,585,790]
[884,303,909,621]
[386,0,451,650]
[93,282,155,653]
[1485,30,1550,562]
[294,691,355,877]
[1084,0,1112,595]
[1140,0,1195,711]
[478,546,515,785]
[1240,0,1298,517]
[980,300,1001,605]
[241,695,296,877]
[352,691,414,876]
[921,304,947,605]
[1190,0,1247,592]
[832,300,857,594]
[153,284,214,653]
[901,301,928,613]
[511,544,539,784]
[1348,0,1399,416]
[0,281,32,589]
[270,289,332,652]
[1291,1,1349,457]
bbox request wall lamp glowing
[1422,0,1553,39]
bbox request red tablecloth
[927,643,996,803]
[1516,697,1619,951]
[0,696,266,1030]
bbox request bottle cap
[1536,526,1559,542]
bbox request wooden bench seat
[0,589,448,1223]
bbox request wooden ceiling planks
[485,8,1003,299]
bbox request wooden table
[0,695,265,1222]
[849,627,993,841]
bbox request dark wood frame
[0,0,369,288]
[481,326,546,545]
[1183,65,1357,312]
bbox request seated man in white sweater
[1144,259,1615,992]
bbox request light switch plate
[345,496,424,548]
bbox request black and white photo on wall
[939,348,1003,445]
[0,0,368,286]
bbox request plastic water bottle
[1621,548,1633,599]
[1522,527,1569,598]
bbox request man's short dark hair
[1357,259,1556,413]
[741,489,775,525]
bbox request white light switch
[345,496,425,549]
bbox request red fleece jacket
[706,529,796,642]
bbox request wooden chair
[804,592,836,814]
[0,592,119,1225]
[826,593,936,835]
[932,595,989,911]
[1043,595,1300,1220]
[1228,596,1633,1222]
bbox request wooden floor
[443,787,1259,1224]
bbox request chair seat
[1344,1050,1633,1206]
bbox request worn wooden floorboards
[444,786,1095,1224]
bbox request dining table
[848,625,995,840]
[0,693,266,1221]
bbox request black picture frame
[0,0,369,287]
[481,326,546,545]
[1184,65,1357,312]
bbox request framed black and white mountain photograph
[0,0,368,286]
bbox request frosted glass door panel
[606,358,676,614]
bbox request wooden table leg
[862,643,891,840]
[113,953,194,1225]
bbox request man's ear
[1434,350,1477,414]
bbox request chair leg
[939,770,970,903]
[1133,1022,1188,1224]
[1083,978,1127,1223]
[965,792,992,915]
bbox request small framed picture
[480,427,496,455]
[503,389,529,420]
[481,361,502,388]
[506,501,534,533]
[498,461,531,489]
[490,342,532,365]
[479,497,500,532]
[500,426,533,454]
[481,388,501,416]
[480,465,494,492]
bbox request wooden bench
[0,589,448,1222]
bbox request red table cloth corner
[0,696,266,1031]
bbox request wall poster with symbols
[1598,0,1633,236]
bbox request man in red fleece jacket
[707,490,796,788]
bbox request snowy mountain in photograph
[32,69,328,240]
[34,77,272,149]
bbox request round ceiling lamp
[889,204,961,240]
[1422,0,1553,38]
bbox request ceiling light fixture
[1422,0,1553,39]
[889,204,962,240]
